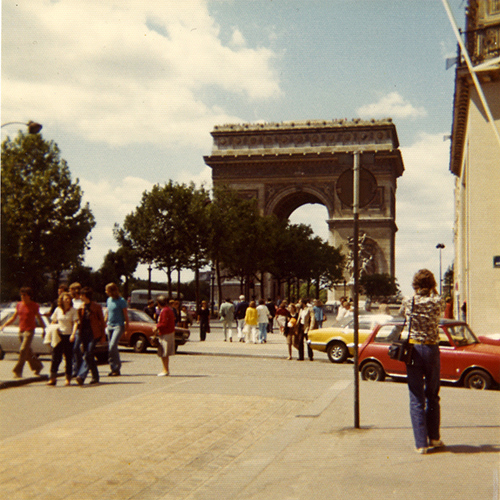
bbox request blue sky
[2,0,466,296]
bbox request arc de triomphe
[204,118,404,300]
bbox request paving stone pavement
[1,324,499,500]
[0,389,305,500]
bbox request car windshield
[374,324,404,343]
[444,324,479,346]
[128,309,155,323]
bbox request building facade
[204,119,404,300]
[450,0,500,334]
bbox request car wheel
[132,334,148,353]
[361,362,385,382]
[464,369,492,390]
[327,341,348,363]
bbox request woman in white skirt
[156,295,176,376]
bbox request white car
[0,308,109,362]
[0,308,51,354]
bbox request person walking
[219,298,235,342]
[104,283,129,377]
[284,303,298,360]
[400,269,445,454]
[257,299,271,343]
[179,305,193,329]
[1,287,45,378]
[47,292,79,386]
[297,299,314,361]
[144,299,157,320]
[75,287,106,385]
[48,283,69,316]
[313,299,325,329]
[155,295,176,376]
[197,300,210,341]
[275,300,289,335]
[234,295,249,342]
[244,301,258,343]
[69,282,84,376]
[265,298,276,334]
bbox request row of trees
[1,132,347,303]
[2,131,399,305]
[116,182,346,305]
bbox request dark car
[358,319,500,390]
[118,308,190,353]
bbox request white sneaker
[157,372,169,377]
[415,447,428,454]
[430,439,445,448]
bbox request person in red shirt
[155,295,176,377]
[1,287,45,378]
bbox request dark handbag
[388,339,413,364]
[388,298,414,365]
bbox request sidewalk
[1,323,499,499]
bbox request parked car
[119,308,190,353]
[358,319,500,390]
[0,308,109,363]
[307,314,393,363]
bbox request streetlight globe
[27,121,43,134]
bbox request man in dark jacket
[234,295,249,343]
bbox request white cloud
[79,176,154,270]
[396,132,455,295]
[356,92,427,120]
[2,0,282,148]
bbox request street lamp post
[1,121,43,134]
[436,243,445,295]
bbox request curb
[0,374,48,390]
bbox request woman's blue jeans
[406,344,441,449]
[258,323,268,343]
[107,324,124,373]
[77,335,99,382]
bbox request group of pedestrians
[1,282,128,385]
[229,295,279,344]
[216,295,325,360]
[275,298,318,361]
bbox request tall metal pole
[436,243,445,295]
[353,151,360,429]
[441,0,500,151]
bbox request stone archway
[204,119,404,299]
[265,184,334,220]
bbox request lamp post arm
[1,121,43,134]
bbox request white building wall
[455,82,500,336]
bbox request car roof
[377,318,468,327]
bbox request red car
[358,319,500,390]
[119,309,190,353]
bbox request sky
[1,0,466,297]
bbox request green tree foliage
[99,245,138,298]
[359,273,399,299]
[1,132,95,300]
[116,181,211,303]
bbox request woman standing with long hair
[244,301,258,344]
[400,269,445,454]
[47,292,79,386]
